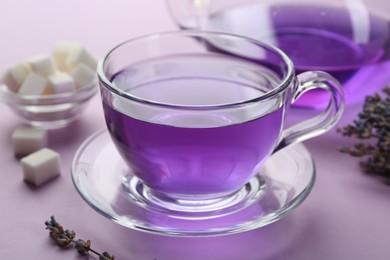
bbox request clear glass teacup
[97,31,344,224]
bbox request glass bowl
[0,78,98,129]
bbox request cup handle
[274,71,345,153]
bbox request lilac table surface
[1,1,390,259]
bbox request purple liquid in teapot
[207,4,390,106]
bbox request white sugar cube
[65,47,97,72]
[12,127,48,156]
[28,54,55,76]
[48,71,75,94]
[2,62,31,92]
[21,148,61,186]
[71,63,95,89]
[18,72,49,95]
[52,42,83,71]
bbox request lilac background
[1,1,390,259]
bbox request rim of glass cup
[97,31,295,110]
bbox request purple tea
[206,4,390,107]
[102,56,284,197]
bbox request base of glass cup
[8,104,88,129]
[122,173,267,219]
[21,117,79,129]
[71,129,316,237]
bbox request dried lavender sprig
[338,87,390,176]
[44,216,115,259]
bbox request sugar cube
[18,72,49,96]
[71,63,95,89]
[28,54,55,76]
[2,62,31,92]
[21,148,61,186]
[52,42,83,71]
[65,47,97,72]
[12,127,48,156]
[48,71,75,94]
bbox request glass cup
[167,0,390,108]
[97,31,344,220]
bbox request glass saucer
[71,129,315,237]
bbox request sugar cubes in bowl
[0,42,98,129]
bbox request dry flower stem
[338,87,390,175]
[45,216,115,260]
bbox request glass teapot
[167,0,390,108]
